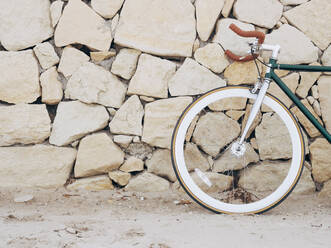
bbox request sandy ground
[0,188,330,248]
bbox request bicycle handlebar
[224,24,265,62]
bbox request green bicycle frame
[265,59,331,143]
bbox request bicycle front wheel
[171,86,304,214]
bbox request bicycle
[171,24,331,214]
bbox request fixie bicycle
[171,24,331,214]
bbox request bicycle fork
[238,78,271,145]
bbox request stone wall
[0,0,330,196]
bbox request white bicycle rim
[172,87,304,214]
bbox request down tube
[270,71,331,143]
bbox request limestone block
[195,0,225,41]
[284,0,331,50]
[58,46,90,78]
[0,104,51,146]
[40,67,63,105]
[194,43,230,74]
[318,76,331,133]
[310,138,331,183]
[49,101,109,146]
[224,60,263,85]
[213,18,255,56]
[264,24,319,64]
[125,172,170,192]
[234,0,283,29]
[169,58,226,96]
[50,0,64,28]
[192,112,240,157]
[114,0,196,57]
[74,133,124,178]
[33,42,60,70]
[146,149,177,182]
[91,0,124,19]
[109,95,144,136]
[0,145,76,188]
[0,50,40,104]
[111,48,141,80]
[55,0,112,51]
[120,156,144,173]
[142,97,192,149]
[128,54,176,98]
[65,62,127,108]
[0,0,53,51]
[67,175,114,191]
[108,171,131,186]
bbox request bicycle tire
[171,86,304,214]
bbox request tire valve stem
[195,168,212,187]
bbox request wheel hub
[231,141,246,157]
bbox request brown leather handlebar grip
[225,23,265,62]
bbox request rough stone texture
[213,143,259,172]
[313,101,322,117]
[91,0,124,19]
[126,143,153,161]
[125,172,170,192]
[169,58,226,96]
[0,145,76,188]
[0,0,53,51]
[128,54,176,98]
[111,48,141,80]
[234,0,282,29]
[226,110,245,121]
[108,171,131,186]
[146,149,177,182]
[292,165,315,195]
[318,76,331,134]
[55,0,112,51]
[208,97,247,111]
[221,0,235,18]
[120,156,144,173]
[109,95,144,136]
[213,18,255,56]
[291,99,323,138]
[238,161,291,193]
[311,85,319,100]
[193,112,241,157]
[296,62,321,98]
[310,138,331,183]
[50,0,64,28]
[174,172,232,193]
[280,0,308,5]
[255,113,292,160]
[90,50,116,63]
[194,43,229,74]
[264,24,319,64]
[142,97,192,149]
[67,175,114,191]
[283,0,331,50]
[40,67,63,105]
[74,133,124,178]
[114,0,196,57]
[58,46,90,78]
[263,73,299,109]
[65,62,127,108]
[0,104,51,146]
[321,45,331,67]
[195,0,224,41]
[0,50,40,104]
[49,101,109,146]
[33,42,60,70]
[113,135,133,149]
[319,180,331,198]
[111,14,119,34]
[184,143,210,172]
[224,60,263,85]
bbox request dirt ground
[0,188,330,248]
